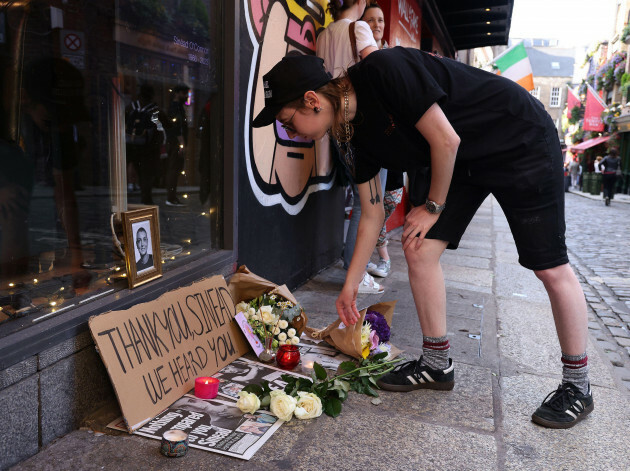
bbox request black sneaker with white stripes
[531,383,594,429]
[376,357,454,392]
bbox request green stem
[325,358,401,384]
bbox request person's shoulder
[355,20,372,31]
[358,47,421,72]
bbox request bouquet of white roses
[236,353,401,420]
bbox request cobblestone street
[565,192,630,392]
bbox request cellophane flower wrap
[304,301,401,360]
[228,265,307,350]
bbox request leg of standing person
[138,147,156,205]
[344,168,387,293]
[368,186,403,277]
[602,173,613,205]
[379,128,592,428]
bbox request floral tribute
[361,309,392,359]
[235,293,302,349]
[236,353,400,420]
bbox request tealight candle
[301,355,316,375]
[276,345,301,370]
[194,376,219,399]
[160,429,189,457]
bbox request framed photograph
[122,207,162,288]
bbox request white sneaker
[369,259,391,278]
[366,262,378,273]
[358,272,384,294]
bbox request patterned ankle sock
[561,352,590,395]
[420,335,450,370]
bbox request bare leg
[534,263,588,355]
[404,239,449,337]
[377,245,390,261]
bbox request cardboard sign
[89,276,248,432]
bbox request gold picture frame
[121,207,163,288]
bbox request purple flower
[365,310,390,343]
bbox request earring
[314,107,321,113]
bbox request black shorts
[411,123,568,271]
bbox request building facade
[522,42,575,142]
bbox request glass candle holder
[276,345,301,370]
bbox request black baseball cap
[252,54,332,128]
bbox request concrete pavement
[12,196,630,471]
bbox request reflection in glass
[0,0,223,330]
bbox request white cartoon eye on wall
[245,0,334,215]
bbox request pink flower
[369,330,380,351]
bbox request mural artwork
[244,0,334,215]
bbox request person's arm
[401,103,460,251]
[335,174,385,325]
[359,45,378,58]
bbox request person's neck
[338,4,363,21]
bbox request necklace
[334,90,356,175]
[343,90,351,142]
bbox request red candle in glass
[194,377,219,399]
[276,345,301,370]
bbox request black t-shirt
[385,170,404,191]
[347,47,552,183]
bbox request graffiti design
[244,0,334,214]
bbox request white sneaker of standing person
[357,272,384,294]
[367,258,391,278]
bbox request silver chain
[343,90,351,142]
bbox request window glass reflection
[0,0,222,330]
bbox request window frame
[550,87,561,107]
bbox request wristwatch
[425,199,446,214]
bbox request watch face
[426,200,443,213]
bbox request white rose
[287,328,296,338]
[294,392,323,420]
[278,332,287,342]
[278,319,289,329]
[270,391,297,421]
[248,307,257,320]
[290,336,300,345]
[273,326,281,335]
[236,302,249,316]
[236,391,261,414]
[260,305,277,324]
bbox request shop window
[550,87,561,107]
[0,0,223,332]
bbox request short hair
[136,227,147,239]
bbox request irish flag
[493,42,534,91]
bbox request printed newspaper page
[214,357,307,400]
[133,395,280,460]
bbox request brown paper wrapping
[227,265,307,334]
[304,300,402,360]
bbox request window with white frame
[550,87,561,107]
[530,86,541,99]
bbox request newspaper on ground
[298,339,353,371]
[214,357,307,400]
[133,395,281,460]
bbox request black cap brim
[252,103,283,128]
